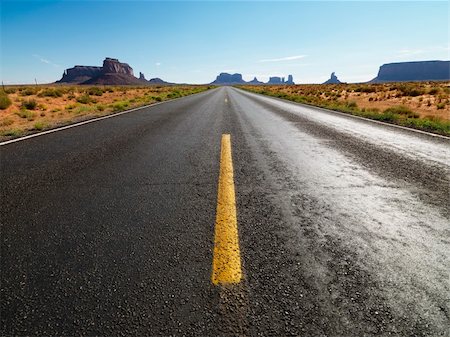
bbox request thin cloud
[259,55,307,63]
[155,62,161,66]
[395,45,449,58]
[396,49,425,57]
[32,54,60,67]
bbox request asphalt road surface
[1,87,449,336]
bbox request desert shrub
[405,117,450,135]
[73,106,94,115]
[96,104,105,111]
[293,95,309,103]
[76,94,92,104]
[354,86,376,93]
[21,99,37,110]
[112,102,129,111]
[428,87,440,95]
[20,88,37,96]
[408,88,424,97]
[87,87,104,96]
[346,101,358,109]
[38,88,63,97]
[384,105,419,118]
[372,112,399,122]
[366,108,380,113]
[16,110,36,120]
[1,129,22,137]
[37,103,47,110]
[0,91,12,109]
[275,92,288,99]
[33,122,47,130]
[396,84,425,97]
[0,118,14,126]
[436,102,446,109]
[167,91,181,99]
[4,88,17,94]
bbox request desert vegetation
[240,82,450,136]
[0,85,212,139]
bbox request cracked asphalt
[1,87,449,336]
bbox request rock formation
[148,78,170,84]
[370,60,450,83]
[82,57,144,85]
[323,72,342,84]
[267,75,295,85]
[83,73,145,85]
[248,77,263,84]
[56,66,102,84]
[285,75,294,85]
[101,58,134,76]
[56,57,169,85]
[267,77,283,84]
[211,73,246,84]
[210,73,294,85]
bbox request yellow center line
[211,134,242,285]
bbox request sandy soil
[0,85,210,137]
[261,82,450,121]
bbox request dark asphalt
[1,87,449,336]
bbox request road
[1,87,449,336]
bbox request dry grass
[0,85,213,139]
[240,82,450,135]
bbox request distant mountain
[148,77,172,85]
[285,75,294,84]
[83,73,145,85]
[139,72,147,81]
[370,60,450,83]
[248,77,264,84]
[267,76,283,84]
[323,72,342,84]
[56,58,170,85]
[210,73,295,85]
[212,73,246,84]
[139,72,172,85]
[57,65,103,84]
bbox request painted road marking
[212,134,242,285]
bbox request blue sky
[1,1,448,84]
